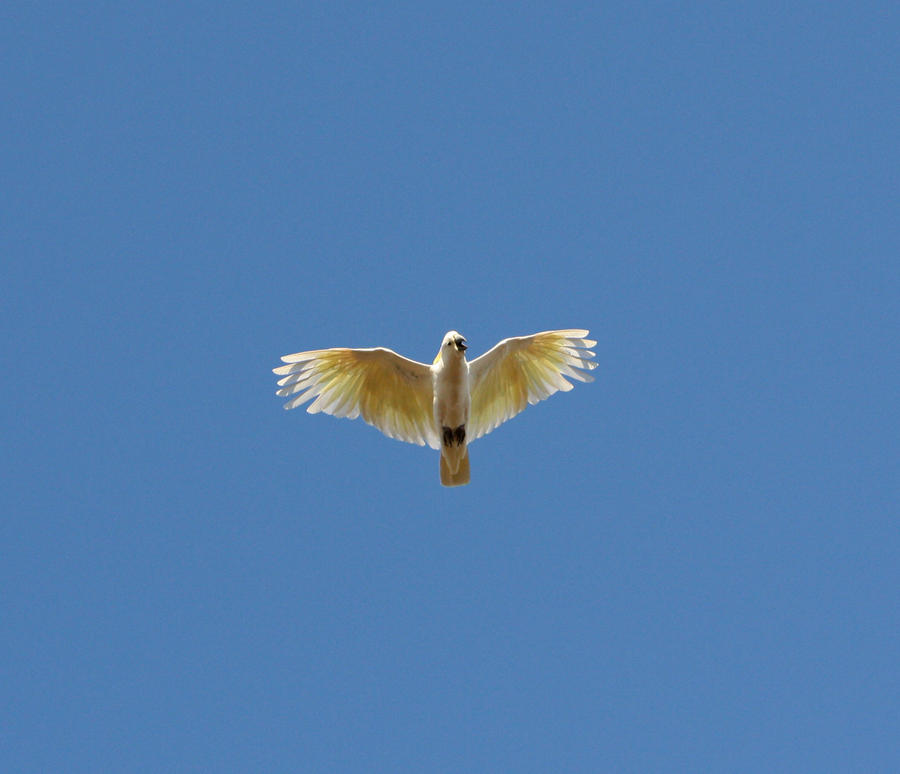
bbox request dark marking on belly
[442,425,466,447]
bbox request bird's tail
[440,447,470,487]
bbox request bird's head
[440,330,468,358]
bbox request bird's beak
[456,339,467,352]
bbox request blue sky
[2,2,898,771]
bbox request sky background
[2,1,899,771]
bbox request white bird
[273,329,597,486]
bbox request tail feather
[440,447,470,487]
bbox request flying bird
[273,329,597,486]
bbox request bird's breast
[433,361,470,424]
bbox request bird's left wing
[467,329,597,441]
[273,347,439,449]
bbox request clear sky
[3,2,898,771]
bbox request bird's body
[274,329,596,486]
[431,331,471,485]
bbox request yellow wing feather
[273,347,439,449]
[467,329,597,441]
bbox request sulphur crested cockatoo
[273,329,596,486]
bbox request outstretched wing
[273,347,439,449]
[467,329,597,441]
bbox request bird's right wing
[273,347,439,449]
[467,329,597,441]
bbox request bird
[273,329,597,486]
